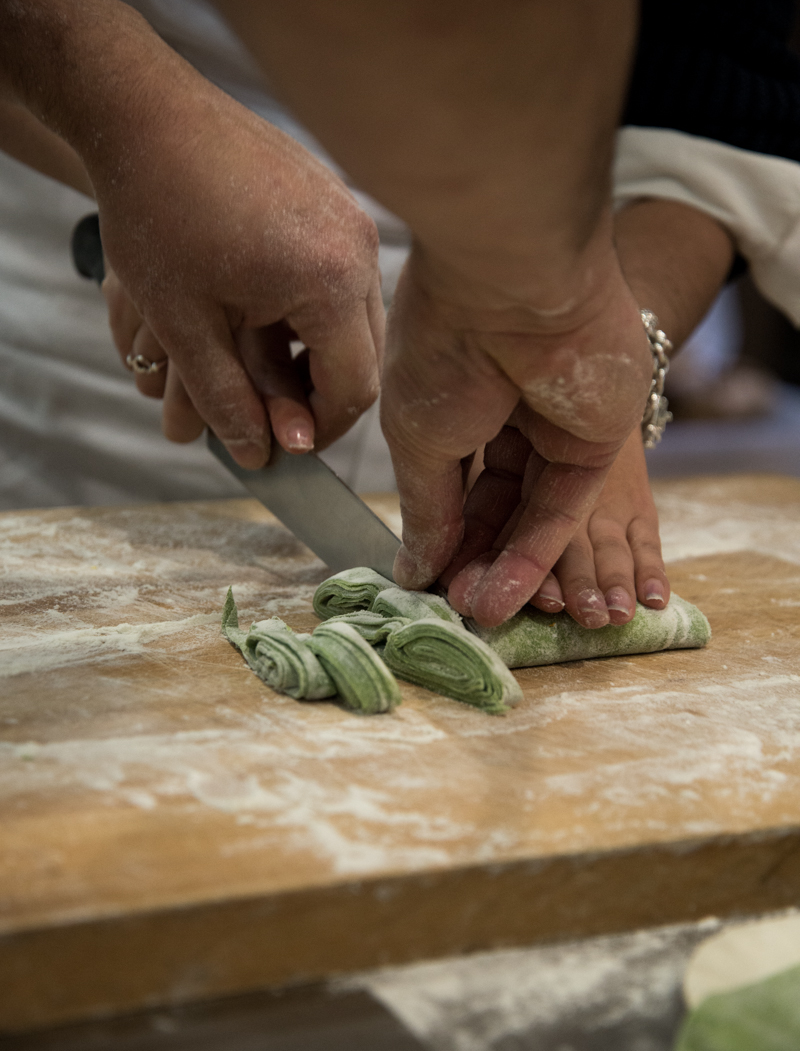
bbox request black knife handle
[71,212,105,286]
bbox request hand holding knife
[71,213,401,579]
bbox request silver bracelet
[640,309,673,448]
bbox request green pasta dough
[227,568,710,717]
[307,621,402,714]
[312,567,394,619]
[222,589,400,713]
[383,617,523,714]
[469,594,711,668]
[675,963,800,1051]
[221,588,334,700]
[371,587,462,625]
[324,610,412,645]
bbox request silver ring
[126,353,167,375]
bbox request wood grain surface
[1,475,799,1033]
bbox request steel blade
[208,432,400,579]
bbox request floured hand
[529,428,669,628]
[383,233,653,628]
[0,0,384,469]
[103,266,323,456]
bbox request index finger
[291,283,383,451]
[381,348,519,590]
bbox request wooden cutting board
[2,475,800,1033]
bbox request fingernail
[644,579,665,604]
[538,595,565,612]
[226,439,267,469]
[577,588,605,612]
[576,588,609,628]
[536,581,565,612]
[285,419,314,452]
[605,586,633,615]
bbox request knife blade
[208,432,401,579]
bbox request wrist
[409,205,630,337]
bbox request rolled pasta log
[383,617,523,714]
[469,594,711,669]
[308,621,402,714]
[313,567,395,619]
[221,589,335,699]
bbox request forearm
[614,198,735,350]
[218,0,638,313]
[0,99,93,196]
[0,0,202,197]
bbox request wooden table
[2,475,800,1033]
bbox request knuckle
[313,213,380,291]
[590,531,629,561]
[628,527,665,563]
[352,208,381,257]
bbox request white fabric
[0,150,251,509]
[0,0,405,511]
[614,125,800,327]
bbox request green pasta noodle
[383,617,523,714]
[324,610,412,645]
[371,586,463,625]
[307,621,402,714]
[221,588,335,700]
[312,567,394,619]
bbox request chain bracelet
[640,309,673,448]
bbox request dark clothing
[624,0,800,163]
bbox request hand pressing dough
[676,914,800,1050]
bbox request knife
[71,213,401,579]
[207,432,400,578]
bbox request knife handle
[71,213,105,286]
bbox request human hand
[103,265,322,456]
[382,236,653,627]
[80,23,383,467]
[0,2,385,468]
[535,428,669,627]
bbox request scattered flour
[0,613,221,677]
[656,493,800,565]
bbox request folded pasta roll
[371,587,462,625]
[469,594,711,668]
[221,589,335,700]
[324,610,411,645]
[308,621,402,714]
[383,617,523,714]
[313,567,395,619]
